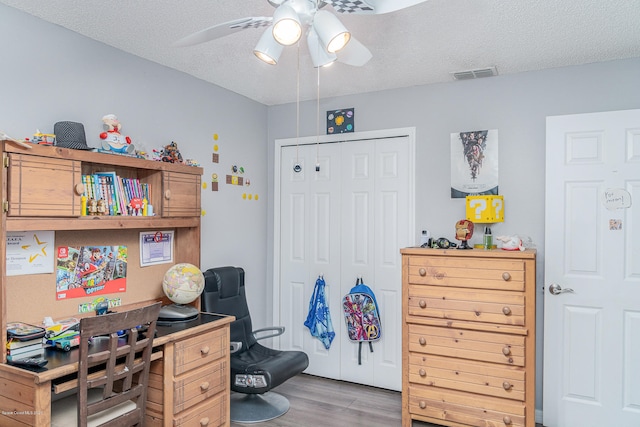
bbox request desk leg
[0,369,51,426]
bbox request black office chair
[202,266,309,423]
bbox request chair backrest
[77,302,161,427]
[202,267,257,352]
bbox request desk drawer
[174,392,227,427]
[408,324,525,366]
[407,256,525,291]
[174,360,227,413]
[408,383,525,427]
[173,327,227,376]
[408,285,525,326]
[408,353,525,401]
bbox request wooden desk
[0,313,232,427]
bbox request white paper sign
[603,188,632,210]
[6,231,55,276]
[140,230,174,267]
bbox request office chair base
[230,391,290,423]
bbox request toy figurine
[88,198,98,215]
[160,141,183,163]
[96,199,107,215]
[455,219,474,249]
[99,114,135,154]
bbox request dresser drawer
[174,360,227,413]
[408,324,525,366]
[407,256,525,291]
[408,285,525,326]
[408,353,525,401]
[173,327,228,376]
[173,392,227,427]
[408,383,525,427]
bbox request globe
[162,263,205,305]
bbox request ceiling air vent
[451,66,498,81]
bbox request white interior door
[544,109,640,427]
[275,129,414,391]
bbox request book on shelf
[81,172,151,216]
[6,348,45,361]
[7,342,43,356]
[6,337,43,350]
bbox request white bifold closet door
[278,135,412,391]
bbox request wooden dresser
[401,248,536,427]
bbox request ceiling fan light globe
[327,32,351,53]
[254,27,284,65]
[313,10,351,53]
[272,4,302,45]
[307,27,337,68]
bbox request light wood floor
[229,373,541,427]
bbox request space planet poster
[450,129,499,198]
[55,245,127,300]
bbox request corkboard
[6,229,172,325]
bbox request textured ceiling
[2,0,640,106]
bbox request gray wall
[0,4,270,324]
[267,57,640,413]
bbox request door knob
[549,284,574,295]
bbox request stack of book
[6,322,45,361]
[82,171,151,216]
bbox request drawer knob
[419,300,427,309]
[502,272,512,281]
[419,268,426,276]
[165,189,172,200]
[419,368,426,377]
[200,417,210,426]
[74,183,85,195]
[503,416,512,425]
[502,346,511,356]
[200,381,210,391]
[503,381,512,390]
[201,346,210,355]
[502,306,512,316]
[419,337,427,346]
[419,400,427,409]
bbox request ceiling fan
[174,0,428,68]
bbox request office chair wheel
[230,391,290,423]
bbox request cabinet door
[162,172,201,217]
[7,154,82,217]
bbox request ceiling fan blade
[323,0,428,14]
[173,17,273,47]
[336,37,372,67]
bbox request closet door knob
[164,189,171,199]
[75,183,85,195]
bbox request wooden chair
[51,302,161,427]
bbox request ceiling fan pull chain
[315,60,321,172]
[294,40,302,173]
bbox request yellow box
[466,195,504,223]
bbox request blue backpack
[342,277,381,365]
